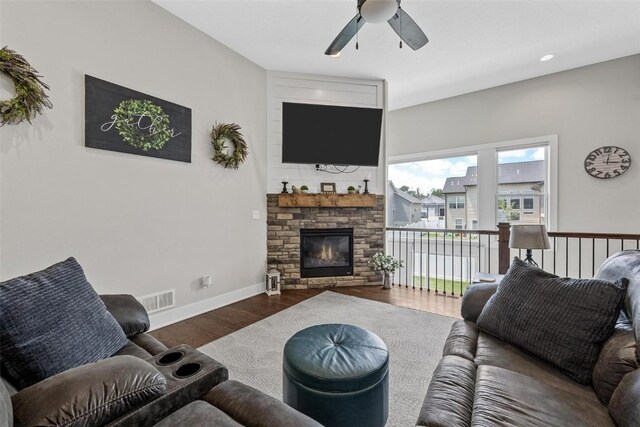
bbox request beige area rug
[199,291,456,426]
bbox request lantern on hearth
[265,269,281,296]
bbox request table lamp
[509,224,551,267]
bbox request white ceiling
[154,0,640,111]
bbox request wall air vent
[136,289,175,314]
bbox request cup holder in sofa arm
[158,351,184,366]
[174,363,201,378]
[108,345,228,427]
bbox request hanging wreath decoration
[210,122,248,169]
[113,99,172,151]
[0,46,52,126]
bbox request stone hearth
[267,194,385,289]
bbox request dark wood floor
[150,286,462,348]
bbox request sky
[389,147,545,195]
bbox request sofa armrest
[460,283,499,322]
[101,294,150,337]
[11,356,166,427]
[204,380,323,427]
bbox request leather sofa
[417,250,640,426]
[1,293,321,427]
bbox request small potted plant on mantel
[300,185,309,194]
[369,252,404,289]
[347,185,356,194]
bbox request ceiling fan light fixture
[328,51,341,57]
[540,54,555,62]
[360,0,398,23]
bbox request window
[497,146,548,225]
[455,218,463,230]
[388,137,555,230]
[509,197,520,210]
[387,154,477,229]
[449,195,465,209]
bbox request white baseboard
[148,282,264,331]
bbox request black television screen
[282,102,383,167]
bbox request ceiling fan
[325,0,428,56]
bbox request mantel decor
[85,75,192,163]
[0,46,52,126]
[278,193,377,208]
[210,122,248,169]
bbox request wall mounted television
[282,102,383,167]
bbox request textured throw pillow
[477,258,627,384]
[0,257,128,389]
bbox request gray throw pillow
[0,257,128,389]
[477,258,627,384]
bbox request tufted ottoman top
[283,323,389,392]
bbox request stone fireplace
[267,194,385,289]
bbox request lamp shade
[509,224,551,250]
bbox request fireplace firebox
[300,228,354,278]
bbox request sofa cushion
[442,320,479,361]
[204,380,324,427]
[477,257,627,384]
[471,365,615,427]
[608,369,640,427]
[11,356,167,427]
[416,355,476,427]
[475,332,599,399]
[592,328,639,404]
[154,401,243,427]
[0,257,129,389]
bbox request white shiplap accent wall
[267,71,386,194]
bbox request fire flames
[319,242,334,261]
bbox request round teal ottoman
[283,323,389,427]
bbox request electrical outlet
[201,276,212,288]
[252,210,260,220]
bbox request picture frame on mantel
[320,182,336,194]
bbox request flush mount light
[540,54,555,62]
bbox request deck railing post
[497,222,511,274]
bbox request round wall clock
[584,146,631,179]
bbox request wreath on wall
[210,122,248,169]
[113,99,172,151]
[0,46,52,126]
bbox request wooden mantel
[278,193,378,208]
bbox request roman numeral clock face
[584,146,631,179]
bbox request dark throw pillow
[477,257,627,384]
[0,257,128,389]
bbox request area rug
[199,291,456,426]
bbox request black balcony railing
[386,224,640,297]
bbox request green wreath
[113,99,172,151]
[0,46,52,126]
[210,122,248,169]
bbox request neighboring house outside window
[387,181,423,227]
[443,160,545,228]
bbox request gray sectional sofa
[417,250,640,426]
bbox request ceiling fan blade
[325,14,365,56]
[387,8,428,50]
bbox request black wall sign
[85,75,192,163]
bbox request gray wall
[0,2,267,315]
[389,55,640,233]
